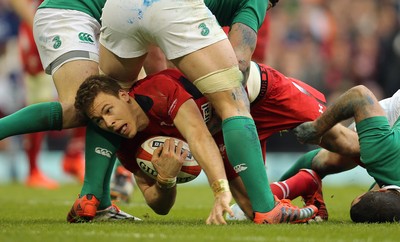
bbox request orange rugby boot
[67,194,100,223]
[253,196,318,224]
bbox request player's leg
[143,45,169,75]
[110,159,135,203]
[157,4,277,217]
[271,169,320,200]
[228,170,321,223]
[62,127,85,182]
[24,132,59,189]
[162,1,316,222]
[23,72,58,189]
[52,59,122,211]
[99,0,315,223]
[173,40,276,215]
[98,45,146,87]
[2,8,132,220]
[53,60,122,213]
[280,148,359,181]
[280,149,321,180]
[51,59,120,210]
[34,9,130,215]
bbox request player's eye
[93,118,103,126]
[105,106,113,115]
[99,120,108,129]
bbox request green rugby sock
[279,148,321,181]
[80,122,121,209]
[222,116,274,212]
[99,155,117,209]
[0,102,63,139]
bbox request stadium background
[0,0,399,187]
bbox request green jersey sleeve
[38,0,106,23]
[204,0,269,33]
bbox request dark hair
[74,75,122,122]
[350,190,400,223]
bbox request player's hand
[294,121,323,145]
[206,191,233,225]
[151,138,188,179]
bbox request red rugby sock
[270,170,319,200]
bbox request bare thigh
[53,60,99,128]
[172,40,250,119]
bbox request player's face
[88,91,142,138]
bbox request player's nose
[104,116,116,129]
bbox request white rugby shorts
[33,9,101,75]
[100,0,227,60]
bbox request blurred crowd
[265,0,400,102]
[0,0,85,187]
[0,0,399,179]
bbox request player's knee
[193,66,243,94]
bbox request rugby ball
[136,136,202,183]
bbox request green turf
[1,183,400,242]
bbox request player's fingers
[206,206,227,225]
[206,215,212,225]
[164,138,171,152]
[176,141,188,160]
[152,146,163,160]
[216,213,227,225]
[167,138,177,154]
[225,206,234,217]
[180,149,189,160]
[206,214,223,225]
[176,140,183,154]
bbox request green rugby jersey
[205,0,269,32]
[38,0,105,23]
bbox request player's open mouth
[120,124,128,135]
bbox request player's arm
[133,138,187,215]
[133,169,177,215]
[294,85,386,145]
[173,99,233,225]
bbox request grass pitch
[1,183,400,242]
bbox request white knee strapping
[193,66,243,94]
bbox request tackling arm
[133,169,177,215]
[173,99,233,224]
[133,138,188,215]
[294,85,386,145]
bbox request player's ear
[119,89,131,103]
